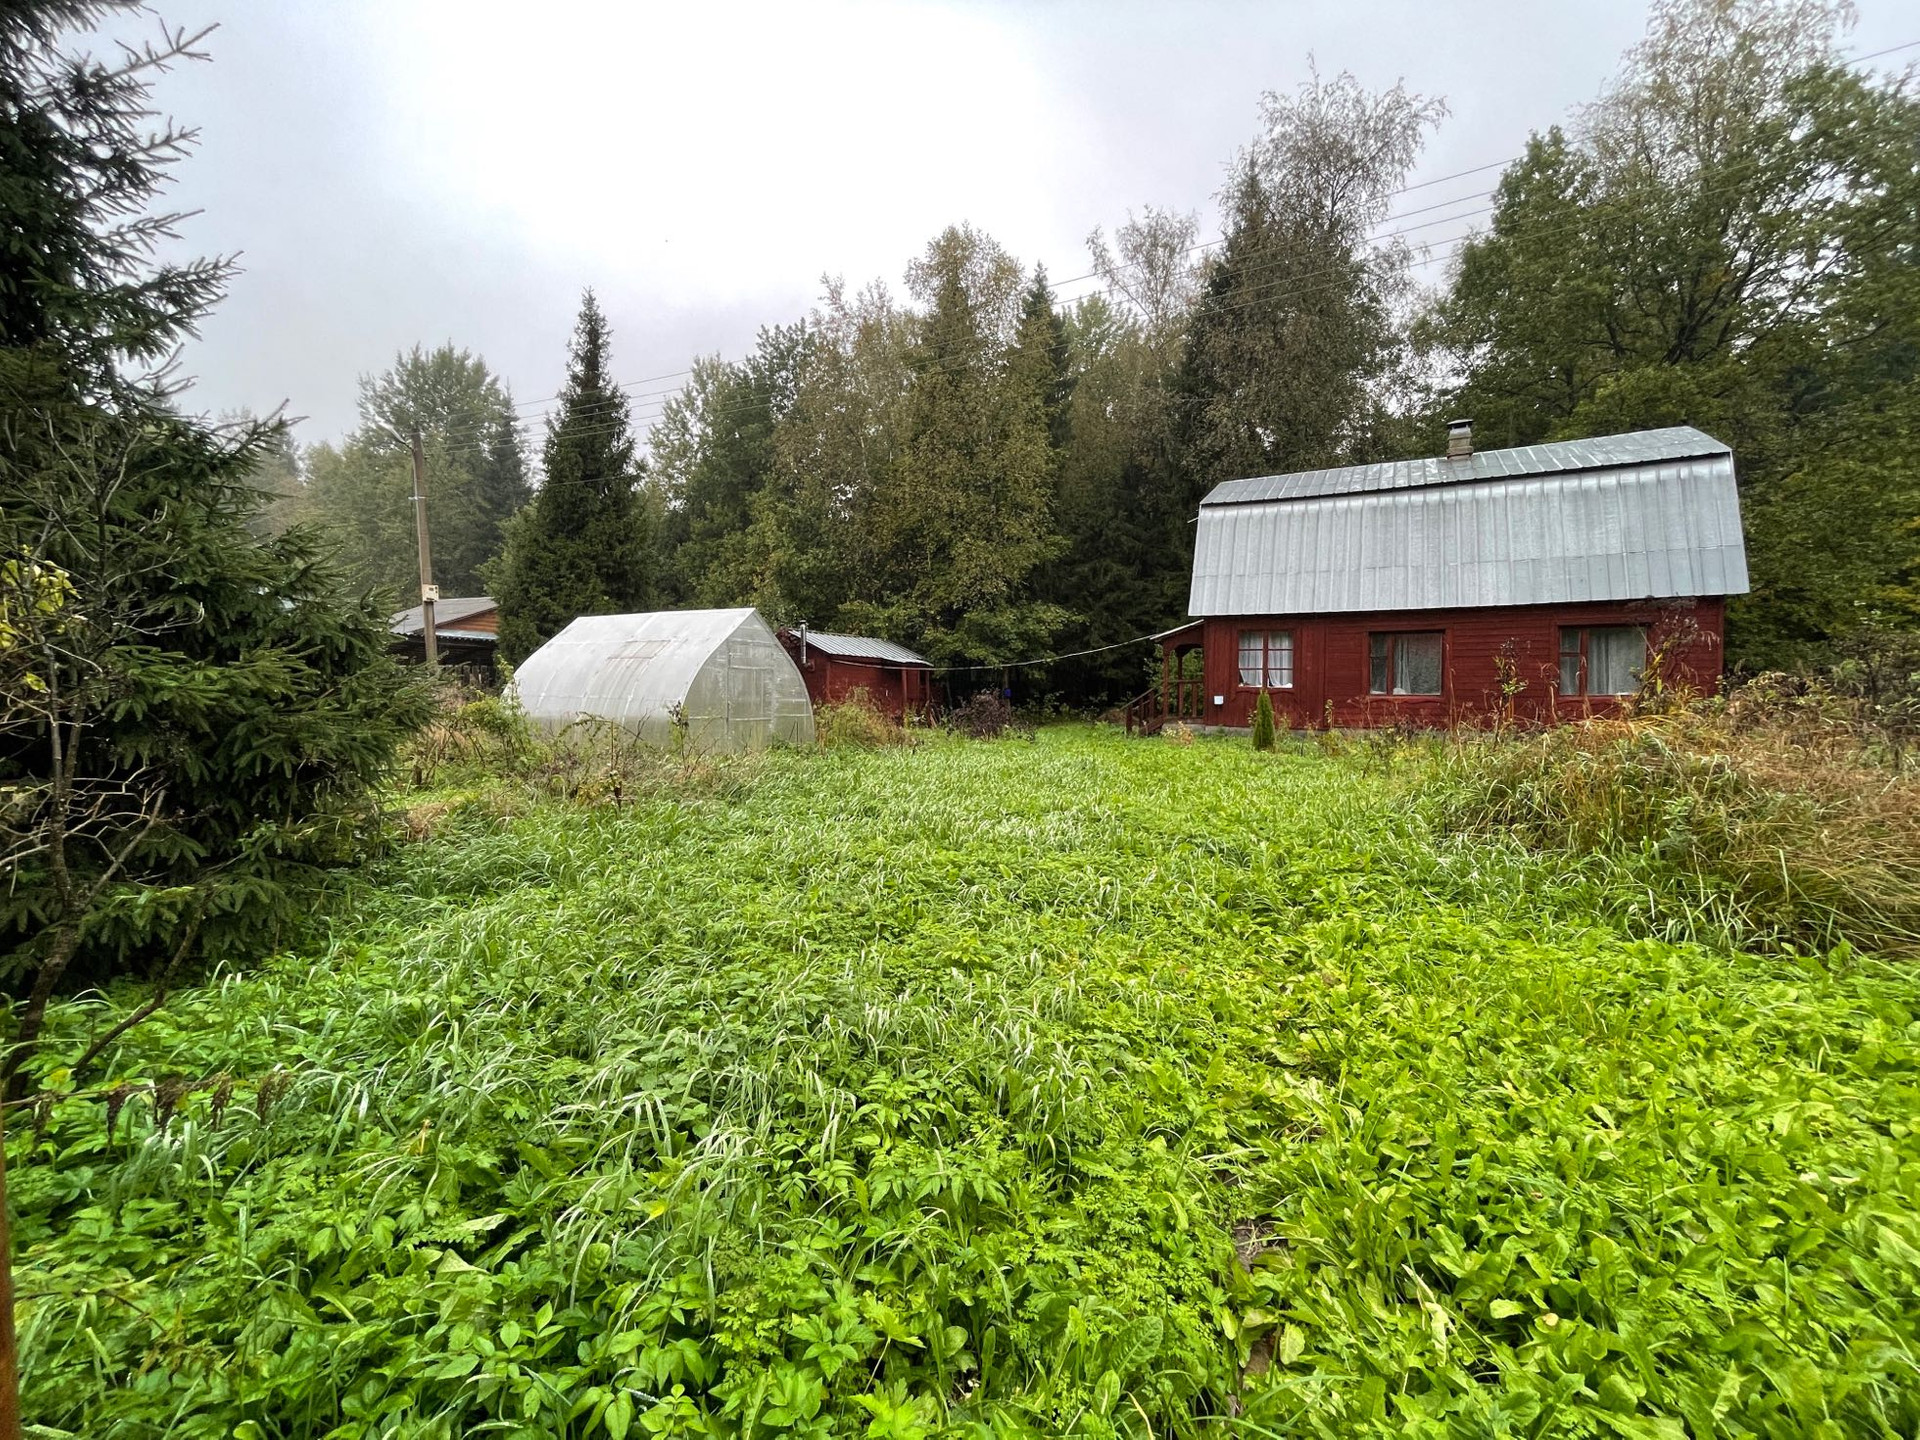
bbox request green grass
[16,728,1920,1438]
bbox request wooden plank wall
[1194,598,1728,729]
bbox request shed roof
[791,630,931,666]
[1189,426,1748,617]
[390,596,497,637]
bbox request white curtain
[1268,632,1293,687]
[1238,631,1263,686]
[1394,633,1443,695]
[1588,627,1645,695]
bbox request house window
[1236,630,1294,688]
[1559,626,1646,696]
[1368,631,1443,695]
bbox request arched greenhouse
[509,608,816,752]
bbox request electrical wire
[382,35,1920,465]
[923,631,1164,673]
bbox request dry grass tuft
[815,687,910,749]
[1432,689,1920,955]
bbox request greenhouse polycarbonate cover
[508,607,814,752]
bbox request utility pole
[410,430,438,667]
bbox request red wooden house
[1134,424,1747,732]
[777,627,935,723]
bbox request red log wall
[778,639,929,723]
[1190,598,1727,729]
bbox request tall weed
[1430,696,1920,954]
[815,687,910,750]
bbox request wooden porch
[1123,622,1206,735]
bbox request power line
[525,124,1920,458]
[1050,35,1920,295]
[400,33,1920,461]
[418,174,1506,449]
[925,631,1161,673]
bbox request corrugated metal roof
[1189,429,1748,617]
[1200,426,1730,507]
[792,630,930,666]
[507,608,814,752]
[390,595,496,636]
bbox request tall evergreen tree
[1016,266,1075,452]
[844,226,1067,663]
[1182,69,1444,479]
[0,2,427,1089]
[493,291,652,664]
[1042,213,1204,703]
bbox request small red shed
[1136,424,1748,731]
[777,627,935,723]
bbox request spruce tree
[1016,266,1075,451]
[494,291,653,664]
[1252,689,1277,751]
[848,227,1067,663]
[0,3,428,1092]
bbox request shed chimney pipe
[1447,418,1473,459]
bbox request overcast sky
[112,0,1917,448]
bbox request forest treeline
[264,0,1920,700]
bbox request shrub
[815,687,905,750]
[1430,696,1920,955]
[1251,690,1276,751]
[406,677,538,786]
[948,689,1022,739]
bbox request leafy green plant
[13,728,1920,1436]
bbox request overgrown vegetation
[814,689,913,751]
[17,728,1920,1436]
[1431,684,1920,956]
[0,1,428,1098]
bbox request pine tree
[493,291,653,664]
[0,3,428,1093]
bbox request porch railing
[1123,677,1206,734]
